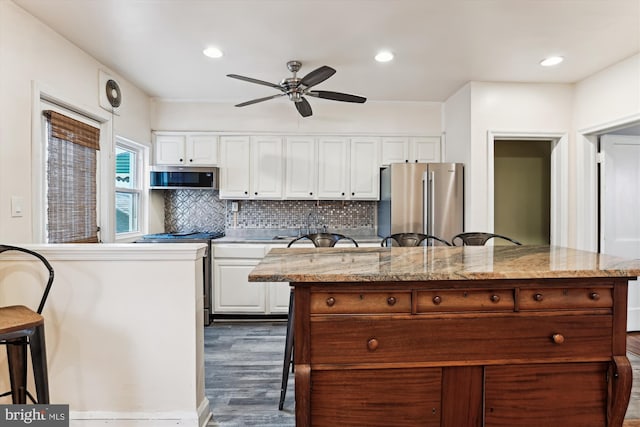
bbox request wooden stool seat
[0,306,44,334]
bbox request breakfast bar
[249,245,640,427]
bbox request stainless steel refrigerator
[378,163,464,242]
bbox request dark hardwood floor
[205,322,640,426]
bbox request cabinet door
[213,259,266,313]
[410,136,441,163]
[317,137,349,199]
[484,363,608,427]
[154,134,186,165]
[380,137,410,165]
[219,136,251,199]
[285,136,317,199]
[350,137,379,199]
[268,282,291,314]
[187,134,218,165]
[251,136,283,199]
[311,368,442,426]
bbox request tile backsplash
[164,190,376,233]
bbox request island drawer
[518,287,613,310]
[310,315,612,364]
[416,289,514,312]
[310,291,412,314]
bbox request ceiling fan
[227,60,366,118]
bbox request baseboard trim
[70,404,212,427]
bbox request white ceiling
[13,0,640,104]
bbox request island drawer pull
[533,293,544,302]
[590,292,600,300]
[367,338,379,351]
[387,296,397,306]
[490,294,501,303]
[326,297,336,307]
[552,333,565,344]
[432,296,442,305]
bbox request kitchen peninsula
[249,245,640,427]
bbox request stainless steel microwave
[150,166,218,189]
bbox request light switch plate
[11,196,24,217]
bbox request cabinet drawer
[310,315,612,364]
[310,291,411,314]
[518,287,612,310]
[416,289,514,312]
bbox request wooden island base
[249,246,640,427]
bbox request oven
[136,231,224,325]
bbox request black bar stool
[279,233,358,410]
[0,245,54,404]
[451,232,522,246]
[380,232,451,247]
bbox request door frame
[487,131,568,247]
[575,113,640,252]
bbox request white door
[600,134,640,330]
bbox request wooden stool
[0,245,54,404]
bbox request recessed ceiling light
[375,51,394,63]
[540,56,564,67]
[203,47,223,59]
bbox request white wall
[151,99,442,135]
[0,244,209,427]
[443,83,471,165]
[0,1,152,244]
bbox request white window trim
[114,136,149,242]
[32,81,112,243]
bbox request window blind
[44,110,100,243]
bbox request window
[115,138,144,236]
[44,110,100,243]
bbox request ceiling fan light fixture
[540,56,563,67]
[375,51,394,63]
[203,46,223,58]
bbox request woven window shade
[44,110,100,243]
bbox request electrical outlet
[231,202,239,212]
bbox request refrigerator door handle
[429,171,435,235]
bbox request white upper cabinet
[154,132,218,166]
[219,136,251,199]
[350,137,380,199]
[317,137,350,199]
[251,136,283,199]
[219,135,283,199]
[285,136,317,199]
[380,136,441,165]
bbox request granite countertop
[215,228,382,244]
[248,245,640,283]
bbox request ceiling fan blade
[235,93,285,107]
[307,90,367,103]
[227,74,283,90]
[295,97,313,117]
[300,66,336,88]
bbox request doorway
[494,140,552,245]
[599,133,640,331]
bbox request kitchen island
[249,245,640,427]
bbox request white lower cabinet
[213,244,290,315]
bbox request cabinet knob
[309,192,313,196]
[326,297,336,307]
[244,191,248,195]
[179,158,184,163]
[405,159,409,163]
[341,192,345,196]
[189,158,193,162]
[254,192,258,195]
[490,294,501,303]
[590,292,600,301]
[367,338,379,351]
[414,159,418,163]
[387,296,397,306]
[552,333,565,344]
[533,293,544,302]
[432,295,442,305]
[351,192,355,196]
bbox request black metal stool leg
[278,290,295,410]
[6,338,28,404]
[30,324,50,404]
